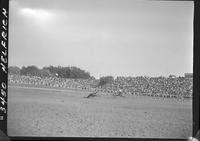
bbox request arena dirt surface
[7,85,192,138]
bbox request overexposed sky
[9,0,194,78]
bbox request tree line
[8,65,92,79]
[8,65,115,87]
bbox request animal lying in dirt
[84,91,98,98]
[84,90,126,98]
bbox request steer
[84,90,98,98]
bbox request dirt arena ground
[7,86,192,138]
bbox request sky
[8,0,194,78]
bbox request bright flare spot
[188,137,199,141]
[20,8,54,24]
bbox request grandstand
[8,73,193,99]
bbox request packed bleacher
[8,74,192,99]
[99,76,192,98]
[8,74,97,91]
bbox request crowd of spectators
[8,74,193,99]
[8,74,97,91]
[100,76,192,98]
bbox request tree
[8,66,21,75]
[40,68,52,77]
[42,65,92,79]
[98,76,114,87]
[20,65,41,76]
